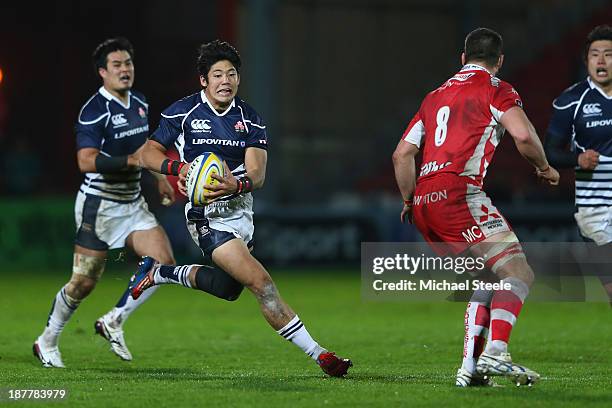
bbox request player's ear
[199,75,208,88]
[460,52,466,66]
[497,54,504,70]
[98,67,107,80]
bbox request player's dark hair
[464,28,503,67]
[196,40,241,78]
[92,37,134,74]
[585,25,612,59]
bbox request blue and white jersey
[151,91,268,202]
[547,77,612,207]
[76,86,149,202]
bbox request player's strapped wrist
[403,197,413,206]
[95,155,128,173]
[236,176,253,194]
[536,164,550,173]
[160,159,186,176]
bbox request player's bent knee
[478,234,535,286]
[217,271,244,301]
[220,282,244,301]
[67,274,97,299]
[489,251,534,286]
[67,253,106,299]
[195,265,244,301]
[246,273,274,295]
[73,253,106,281]
[482,234,525,274]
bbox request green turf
[1,267,610,407]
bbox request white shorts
[575,206,612,246]
[74,192,159,250]
[185,193,254,258]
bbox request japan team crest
[234,121,246,132]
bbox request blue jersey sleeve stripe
[244,120,266,129]
[237,105,250,132]
[162,112,189,118]
[572,88,592,120]
[552,100,580,110]
[78,113,109,125]
[78,94,110,125]
[131,94,149,108]
[180,103,201,130]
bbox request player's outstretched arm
[243,147,267,189]
[543,129,578,169]
[392,140,419,222]
[139,140,170,173]
[500,107,560,185]
[544,100,600,170]
[544,132,600,170]
[76,147,139,173]
[137,140,187,199]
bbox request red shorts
[412,173,512,255]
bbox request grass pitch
[1,267,610,407]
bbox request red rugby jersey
[402,64,523,187]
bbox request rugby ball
[185,152,224,206]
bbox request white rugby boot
[94,315,133,361]
[33,337,65,368]
[476,351,540,386]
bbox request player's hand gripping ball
[185,152,224,206]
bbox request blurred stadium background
[2,0,612,270]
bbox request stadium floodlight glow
[0,67,3,85]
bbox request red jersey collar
[460,64,493,75]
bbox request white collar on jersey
[587,76,612,100]
[200,90,235,116]
[460,63,493,75]
[99,86,131,109]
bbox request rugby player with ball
[129,40,352,377]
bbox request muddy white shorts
[74,192,158,250]
[185,193,254,258]
[575,206,612,246]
